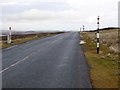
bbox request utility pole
[97,16,100,54]
[7,27,12,44]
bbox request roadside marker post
[97,16,100,54]
[7,27,12,44]
[83,25,85,32]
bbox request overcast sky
[0,0,119,31]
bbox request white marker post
[97,16,100,54]
[7,27,12,44]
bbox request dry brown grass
[87,29,119,53]
[81,30,119,88]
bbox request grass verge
[1,33,63,49]
[81,32,119,88]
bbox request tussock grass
[81,31,119,88]
[88,29,119,53]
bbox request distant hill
[100,27,120,30]
[1,30,65,36]
[1,30,26,35]
[88,27,120,32]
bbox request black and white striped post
[83,25,85,32]
[97,16,100,54]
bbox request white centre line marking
[6,45,18,50]
[1,36,63,74]
[0,56,29,74]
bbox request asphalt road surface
[2,32,92,88]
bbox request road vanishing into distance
[2,32,92,88]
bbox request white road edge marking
[6,45,18,50]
